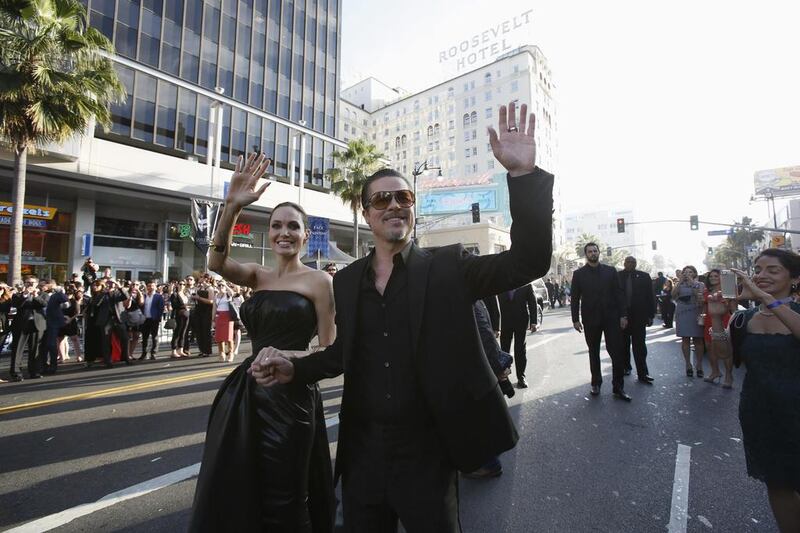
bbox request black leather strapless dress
[189,291,335,532]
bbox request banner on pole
[307,216,330,258]
[191,199,220,254]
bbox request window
[402,151,406,159]
[462,113,470,126]
[344,123,349,133]
[487,160,495,169]
[414,131,420,141]
[485,91,491,102]
[448,136,455,146]
[434,123,440,136]
[447,87,454,98]
[401,135,407,145]
[470,111,477,124]
[465,148,470,158]
[463,131,470,142]
[414,146,420,156]
[511,80,519,92]
[472,129,477,140]
[485,108,492,118]
[484,72,492,85]
[487,143,492,153]
[448,120,454,130]
[472,147,477,156]
[434,141,439,150]
[427,142,433,152]
[395,137,400,148]
[384,141,389,150]
[427,126,433,137]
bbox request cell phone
[720,270,737,299]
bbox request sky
[339,0,800,269]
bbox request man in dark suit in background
[8,277,48,381]
[619,257,656,384]
[570,243,631,401]
[139,280,165,360]
[44,282,69,374]
[255,101,553,532]
[498,283,538,388]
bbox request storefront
[0,201,72,283]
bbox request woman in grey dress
[672,265,705,377]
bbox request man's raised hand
[249,346,295,387]
[487,101,537,177]
[226,153,272,210]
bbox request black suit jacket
[11,293,47,333]
[293,168,554,474]
[497,284,537,330]
[482,295,500,332]
[619,269,656,323]
[570,263,626,326]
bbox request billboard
[754,166,800,197]
[420,188,498,215]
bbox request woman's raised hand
[226,153,272,209]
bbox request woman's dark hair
[704,269,720,290]
[683,265,698,276]
[754,248,800,278]
[360,168,411,209]
[268,201,308,227]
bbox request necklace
[758,306,775,317]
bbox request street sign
[707,229,733,236]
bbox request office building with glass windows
[1,0,356,283]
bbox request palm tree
[0,0,124,284]
[326,139,384,258]
[574,233,603,258]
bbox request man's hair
[361,168,411,209]
[583,242,599,254]
[657,271,663,276]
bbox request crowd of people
[0,269,271,383]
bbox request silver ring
[507,126,519,132]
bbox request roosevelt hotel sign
[438,10,534,75]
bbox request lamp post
[411,160,441,241]
[206,87,225,198]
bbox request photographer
[60,286,83,362]
[81,258,99,294]
[44,281,69,374]
[462,298,515,479]
[7,277,48,381]
[84,279,129,368]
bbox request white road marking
[7,416,342,531]
[5,463,201,533]
[668,444,692,533]
[528,333,566,351]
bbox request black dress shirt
[348,247,428,426]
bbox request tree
[0,0,124,284]
[326,139,384,258]
[708,217,766,271]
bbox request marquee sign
[0,201,58,220]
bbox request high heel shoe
[696,368,704,378]
[703,374,722,384]
[722,377,734,389]
[686,367,694,377]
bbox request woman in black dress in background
[190,153,336,532]
[708,249,800,532]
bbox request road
[0,308,777,532]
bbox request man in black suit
[498,283,538,388]
[8,277,48,381]
[619,257,656,384]
[139,280,165,360]
[254,102,553,532]
[570,243,631,401]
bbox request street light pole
[411,160,441,242]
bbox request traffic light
[708,247,713,256]
[616,218,625,233]
[471,202,480,223]
[651,241,657,250]
[606,246,613,257]
[690,215,699,230]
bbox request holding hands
[248,346,295,386]
[488,101,537,177]
[226,153,272,210]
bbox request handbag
[125,309,146,327]
[164,317,177,330]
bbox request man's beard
[384,227,410,243]
[587,256,599,264]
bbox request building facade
[1,0,362,283]
[338,45,562,253]
[563,207,638,253]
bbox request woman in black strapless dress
[190,153,337,532]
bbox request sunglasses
[366,189,415,210]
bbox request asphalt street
[0,308,777,532]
